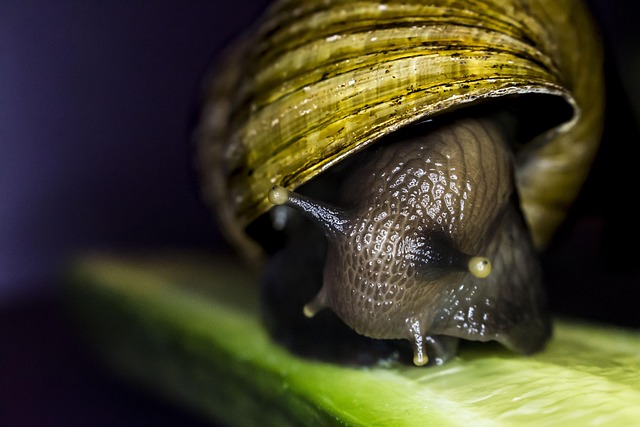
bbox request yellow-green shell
[196,0,604,261]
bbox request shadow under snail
[195,0,604,366]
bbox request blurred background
[1,0,638,425]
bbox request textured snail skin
[269,116,550,365]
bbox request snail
[195,0,604,366]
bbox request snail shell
[195,0,604,365]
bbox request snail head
[266,117,517,365]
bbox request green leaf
[65,252,640,426]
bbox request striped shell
[196,0,604,262]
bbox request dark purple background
[1,1,639,426]
[0,0,271,302]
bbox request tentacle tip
[468,256,492,278]
[413,353,428,366]
[302,303,318,318]
[267,185,289,206]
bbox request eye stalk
[268,185,348,237]
[405,231,493,280]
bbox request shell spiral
[195,0,604,262]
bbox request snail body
[196,0,603,365]
[268,116,549,365]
